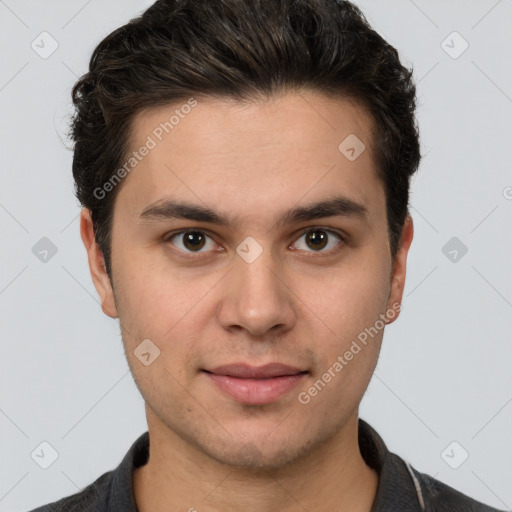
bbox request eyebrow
[139,196,369,229]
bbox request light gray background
[1,1,511,510]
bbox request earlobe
[386,214,414,325]
[79,208,119,319]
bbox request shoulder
[409,464,506,512]
[25,469,112,512]
[26,431,148,512]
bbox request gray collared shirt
[28,418,504,511]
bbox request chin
[199,431,317,471]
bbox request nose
[216,244,297,337]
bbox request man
[30,0,503,510]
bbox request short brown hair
[70,0,421,277]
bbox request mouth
[202,363,309,405]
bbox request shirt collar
[108,418,423,511]
[359,418,424,511]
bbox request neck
[133,409,379,512]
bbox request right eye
[165,230,220,254]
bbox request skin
[81,90,414,512]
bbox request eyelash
[164,227,346,257]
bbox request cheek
[112,249,218,337]
[304,255,390,370]
[298,275,387,415]
[312,255,390,331]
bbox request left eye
[292,228,343,253]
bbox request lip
[206,363,306,379]
[203,363,308,405]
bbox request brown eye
[293,228,343,253]
[168,230,216,253]
[305,230,328,250]
[182,231,206,251]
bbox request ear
[385,214,414,325]
[80,208,119,318]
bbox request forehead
[130,91,376,160]
[116,91,384,227]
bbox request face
[82,91,413,469]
